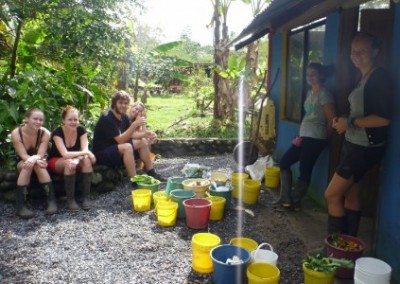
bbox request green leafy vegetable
[303,254,354,274]
[130,175,160,185]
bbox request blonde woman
[48,106,96,210]
[11,108,57,218]
[128,102,163,180]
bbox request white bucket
[354,257,391,284]
[250,242,278,266]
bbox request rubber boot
[328,215,346,235]
[81,173,92,210]
[15,185,35,219]
[42,182,58,214]
[271,169,292,207]
[64,175,80,211]
[291,180,310,211]
[345,209,361,236]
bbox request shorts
[47,157,61,173]
[94,144,139,168]
[336,140,386,183]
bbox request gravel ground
[0,154,306,284]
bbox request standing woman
[48,106,96,210]
[273,63,335,210]
[326,33,393,236]
[11,108,57,218]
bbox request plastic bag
[181,163,209,178]
[245,155,275,181]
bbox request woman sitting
[11,108,57,218]
[128,102,163,180]
[48,106,96,210]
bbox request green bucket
[170,189,196,218]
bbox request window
[285,21,326,123]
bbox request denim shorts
[336,140,386,183]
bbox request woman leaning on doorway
[325,32,393,236]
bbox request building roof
[230,0,369,50]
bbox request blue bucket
[210,244,251,284]
[170,189,196,218]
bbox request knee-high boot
[271,169,292,207]
[15,185,35,219]
[42,182,57,214]
[81,173,92,210]
[64,174,80,211]
[345,209,361,236]
[290,180,310,210]
[328,215,346,235]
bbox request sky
[139,0,255,46]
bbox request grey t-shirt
[299,88,333,139]
[345,81,370,146]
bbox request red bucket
[325,234,366,279]
[183,198,211,229]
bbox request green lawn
[143,94,249,139]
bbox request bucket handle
[254,242,274,258]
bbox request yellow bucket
[153,191,170,207]
[231,172,249,199]
[155,200,178,227]
[265,167,280,188]
[192,233,221,274]
[206,196,226,221]
[303,264,334,284]
[131,189,152,212]
[247,262,280,284]
[243,179,261,205]
[230,237,258,253]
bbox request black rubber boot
[42,182,57,214]
[15,185,34,219]
[271,169,292,207]
[64,175,80,211]
[147,168,166,182]
[81,173,92,210]
[345,209,361,236]
[328,215,346,235]
[291,180,310,211]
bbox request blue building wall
[375,3,400,282]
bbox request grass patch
[144,94,248,139]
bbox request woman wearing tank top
[11,108,57,218]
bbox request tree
[210,0,234,121]
[241,0,270,108]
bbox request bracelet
[347,116,356,128]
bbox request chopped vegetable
[330,234,363,252]
[130,175,160,185]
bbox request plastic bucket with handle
[191,232,221,274]
[153,191,170,207]
[206,196,226,221]
[250,243,278,265]
[155,200,178,227]
[230,237,258,253]
[209,185,232,210]
[131,189,152,212]
[231,172,249,199]
[210,244,251,284]
[265,167,280,188]
[170,189,196,218]
[247,262,280,284]
[243,179,262,205]
[183,198,211,229]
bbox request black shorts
[336,140,386,183]
[95,144,139,168]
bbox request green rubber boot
[81,173,92,210]
[42,182,58,214]
[65,175,80,211]
[271,169,292,207]
[15,185,35,219]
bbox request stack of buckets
[230,172,262,205]
[354,257,392,284]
